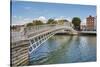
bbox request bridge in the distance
[11,24,77,66]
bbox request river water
[29,35,96,65]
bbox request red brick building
[86,15,95,31]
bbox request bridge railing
[11,24,73,43]
[11,31,27,43]
[25,24,61,35]
[11,24,56,42]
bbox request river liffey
[29,35,96,65]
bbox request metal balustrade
[11,24,75,52]
[11,32,27,43]
[11,24,76,66]
[28,29,63,54]
[11,24,73,42]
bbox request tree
[63,19,69,22]
[11,25,16,30]
[57,19,69,25]
[33,20,44,25]
[26,23,33,27]
[72,17,81,30]
[47,18,57,24]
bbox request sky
[11,1,96,25]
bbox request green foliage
[72,17,81,27]
[47,18,57,24]
[33,20,44,25]
[11,26,17,29]
[72,17,81,30]
[58,19,68,22]
[26,23,33,27]
[63,19,69,22]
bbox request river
[29,35,96,65]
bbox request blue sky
[11,1,96,25]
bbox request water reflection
[29,35,96,65]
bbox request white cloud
[12,16,33,25]
[18,18,33,24]
[33,16,47,23]
[55,17,72,22]
[38,16,47,23]
[66,17,72,22]
[38,16,46,20]
[81,19,86,25]
[55,16,65,20]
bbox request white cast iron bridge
[12,24,77,54]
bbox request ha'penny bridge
[11,24,77,66]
